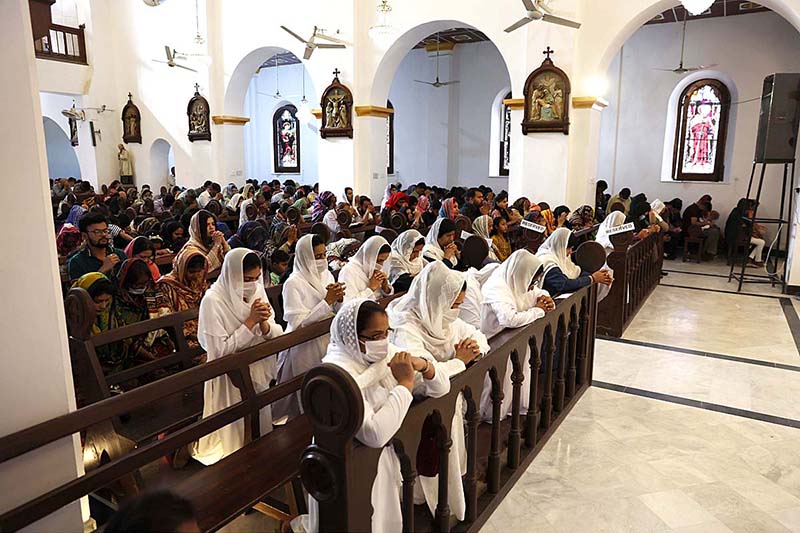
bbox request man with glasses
[67,212,128,281]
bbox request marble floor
[485,264,800,532]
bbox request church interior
[5,0,800,531]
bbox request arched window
[499,92,512,177]
[387,100,395,175]
[273,104,300,173]
[672,79,730,182]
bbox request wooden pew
[300,284,598,532]
[597,230,663,337]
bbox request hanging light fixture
[273,55,282,99]
[189,0,212,66]
[297,65,313,124]
[369,0,397,48]
[680,0,714,16]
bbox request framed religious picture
[522,47,571,135]
[121,93,142,144]
[319,69,353,139]
[69,117,79,146]
[273,104,301,173]
[187,83,211,142]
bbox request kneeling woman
[193,249,284,465]
[382,229,425,293]
[536,228,612,297]
[479,250,553,421]
[293,298,451,533]
[339,235,393,301]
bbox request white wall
[43,117,81,179]
[39,92,99,186]
[388,41,511,191]
[243,63,319,184]
[597,11,800,231]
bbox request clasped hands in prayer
[245,298,273,333]
[443,243,460,261]
[455,338,482,365]
[590,270,614,285]
[367,269,392,293]
[324,282,346,305]
[388,351,436,391]
[535,294,556,312]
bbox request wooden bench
[300,284,598,532]
[597,230,663,337]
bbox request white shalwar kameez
[479,250,547,421]
[339,235,394,302]
[387,262,489,524]
[291,299,450,533]
[275,235,338,418]
[383,229,424,285]
[192,248,284,466]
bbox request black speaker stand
[728,159,795,293]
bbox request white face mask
[362,338,389,362]
[316,259,328,274]
[242,281,258,300]
[445,308,460,322]
[128,287,146,296]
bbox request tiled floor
[486,264,800,532]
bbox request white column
[0,0,83,530]
[565,97,609,208]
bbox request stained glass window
[673,79,730,182]
[273,104,300,173]
[500,92,512,177]
[387,100,395,175]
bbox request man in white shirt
[198,182,221,208]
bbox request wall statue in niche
[187,83,211,142]
[69,117,79,146]
[121,93,142,144]
[319,69,353,139]
[522,47,571,135]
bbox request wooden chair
[377,227,398,244]
[682,225,705,263]
[286,206,301,225]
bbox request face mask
[242,281,258,300]
[128,287,146,295]
[316,259,328,274]
[362,338,389,363]
[445,308,460,322]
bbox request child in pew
[104,490,200,533]
[267,248,290,287]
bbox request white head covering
[472,215,492,239]
[344,235,390,283]
[468,262,500,287]
[536,227,582,279]
[384,229,425,284]
[422,218,449,261]
[650,199,666,223]
[483,250,543,311]
[387,261,466,357]
[290,234,328,297]
[199,248,269,339]
[595,211,627,251]
[322,298,394,389]
[227,193,243,211]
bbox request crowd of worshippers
[49,175,764,531]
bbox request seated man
[683,195,720,258]
[67,212,128,282]
[460,187,484,221]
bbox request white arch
[148,138,173,190]
[42,116,81,180]
[659,71,739,183]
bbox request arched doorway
[223,47,318,186]
[372,23,512,195]
[42,116,80,180]
[148,138,173,190]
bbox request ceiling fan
[654,13,717,74]
[152,45,198,72]
[505,0,581,33]
[414,34,459,88]
[61,101,114,121]
[280,25,347,60]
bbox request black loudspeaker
[754,73,800,163]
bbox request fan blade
[316,43,346,49]
[175,62,198,73]
[316,33,352,46]
[504,17,533,33]
[303,46,314,60]
[522,0,536,11]
[536,0,553,14]
[414,80,436,86]
[652,68,678,72]
[152,59,170,64]
[542,13,581,29]
[438,80,460,86]
[165,45,173,61]
[281,25,309,44]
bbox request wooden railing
[34,23,87,64]
[300,284,598,532]
[597,230,663,337]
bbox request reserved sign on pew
[607,222,635,236]
[520,219,546,233]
